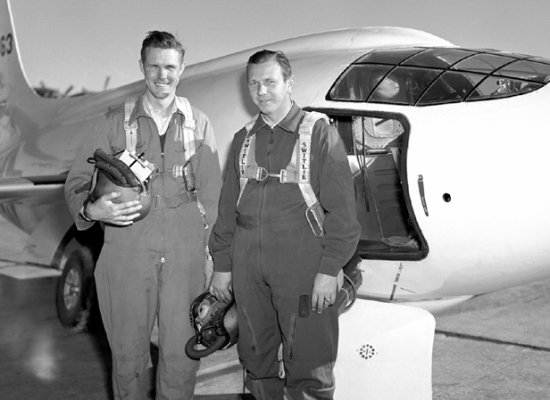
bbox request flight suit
[65,96,221,400]
[210,104,360,399]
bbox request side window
[417,71,484,105]
[466,77,542,101]
[329,65,392,102]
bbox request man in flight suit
[64,31,221,400]
[209,50,360,399]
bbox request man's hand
[311,272,339,314]
[85,192,142,226]
[209,271,233,303]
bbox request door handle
[418,174,429,216]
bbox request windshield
[328,47,550,106]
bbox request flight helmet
[88,148,157,221]
[185,292,238,359]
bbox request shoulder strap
[175,96,197,162]
[239,116,259,176]
[174,97,209,229]
[237,116,259,205]
[124,97,138,153]
[295,111,329,237]
[292,111,330,185]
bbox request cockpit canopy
[328,47,550,106]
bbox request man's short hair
[247,49,292,81]
[141,31,185,63]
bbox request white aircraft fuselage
[2,0,550,315]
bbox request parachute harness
[237,111,329,237]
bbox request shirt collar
[142,95,179,118]
[174,96,191,116]
[250,102,302,135]
[277,102,302,134]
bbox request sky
[9,0,550,93]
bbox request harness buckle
[267,170,287,182]
[244,166,269,182]
[279,169,288,183]
[305,202,326,238]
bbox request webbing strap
[296,112,329,237]
[292,111,329,207]
[176,97,197,163]
[124,98,138,153]
[175,97,208,229]
[237,118,258,205]
[172,97,199,197]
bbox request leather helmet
[185,292,238,359]
[89,148,153,221]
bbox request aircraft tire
[56,249,93,327]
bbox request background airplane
[2,0,550,331]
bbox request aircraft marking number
[1,33,14,57]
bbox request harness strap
[175,97,208,229]
[237,118,258,205]
[296,112,329,237]
[124,97,139,153]
[293,111,329,201]
[236,111,330,236]
[177,97,197,162]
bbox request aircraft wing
[0,174,71,264]
[0,175,66,201]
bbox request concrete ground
[432,279,550,399]
[0,216,549,399]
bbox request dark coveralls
[64,96,221,400]
[210,104,360,400]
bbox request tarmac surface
[0,215,549,399]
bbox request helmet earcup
[92,170,152,221]
[186,292,238,359]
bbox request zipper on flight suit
[158,118,171,271]
[259,128,275,277]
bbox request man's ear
[139,59,145,75]
[288,75,296,93]
[179,62,186,77]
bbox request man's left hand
[311,272,339,314]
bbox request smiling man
[64,31,221,400]
[209,50,360,399]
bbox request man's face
[247,60,294,122]
[140,47,184,100]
